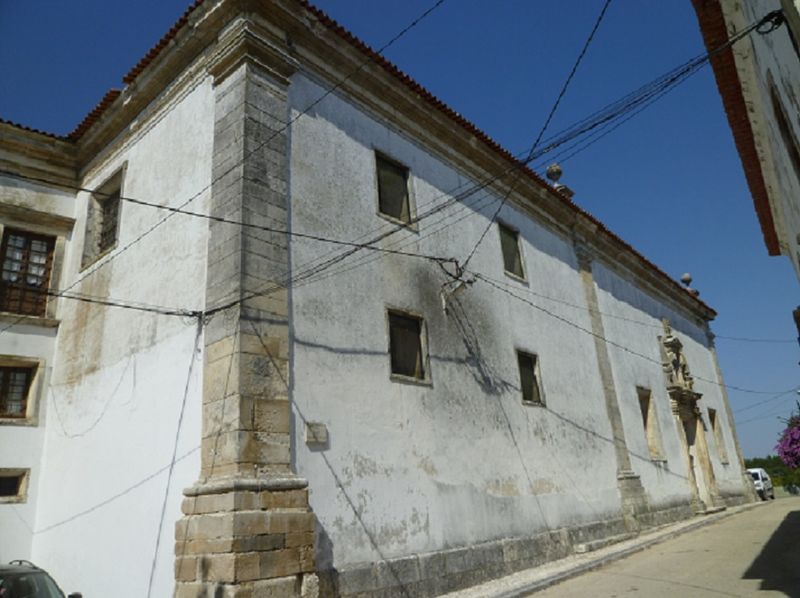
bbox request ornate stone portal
[660,321,723,513]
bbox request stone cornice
[208,15,298,86]
[73,3,228,167]
[0,202,75,235]
[572,219,714,324]
[63,0,715,323]
[0,123,77,189]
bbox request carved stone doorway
[673,398,723,513]
[660,322,723,514]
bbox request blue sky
[1,0,797,457]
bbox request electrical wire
[460,0,613,272]
[0,0,448,337]
[1,11,787,345]
[734,388,799,414]
[262,10,788,295]
[471,270,794,396]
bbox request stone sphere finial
[546,163,563,183]
[680,273,692,287]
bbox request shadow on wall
[294,75,708,350]
[742,508,800,596]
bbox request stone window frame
[81,165,126,270]
[707,407,730,465]
[385,306,432,386]
[0,355,45,427]
[0,204,70,326]
[373,151,418,230]
[516,348,545,407]
[497,220,527,282]
[636,386,666,462]
[0,468,30,504]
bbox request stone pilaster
[574,241,648,531]
[705,327,757,503]
[174,17,317,597]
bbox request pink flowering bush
[776,409,800,470]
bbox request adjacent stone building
[693,0,800,280]
[0,1,754,596]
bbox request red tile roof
[122,0,205,85]
[0,118,68,141]
[67,89,122,141]
[296,0,714,315]
[1,0,714,315]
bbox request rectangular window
[708,408,729,464]
[376,154,411,224]
[0,366,33,418]
[82,173,122,268]
[498,222,524,279]
[99,189,121,254]
[0,229,55,317]
[0,469,29,503]
[637,387,664,460]
[388,311,426,380]
[517,350,543,405]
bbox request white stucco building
[1,1,754,596]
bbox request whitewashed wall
[593,264,745,504]
[0,177,74,563]
[289,74,662,571]
[29,78,214,598]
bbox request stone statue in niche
[661,323,694,391]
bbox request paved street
[534,498,800,597]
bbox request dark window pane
[518,352,540,403]
[499,224,523,277]
[0,367,32,417]
[0,229,55,316]
[99,191,121,253]
[389,313,424,378]
[377,156,410,223]
[0,475,20,496]
[638,394,649,428]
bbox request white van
[747,468,775,500]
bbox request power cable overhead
[472,270,793,396]
[0,0,448,338]
[459,0,613,271]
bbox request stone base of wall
[317,493,757,598]
[317,515,631,597]
[720,490,754,508]
[636,501,695,529]
[174,481,317,597]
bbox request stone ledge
[185,475,308,496]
